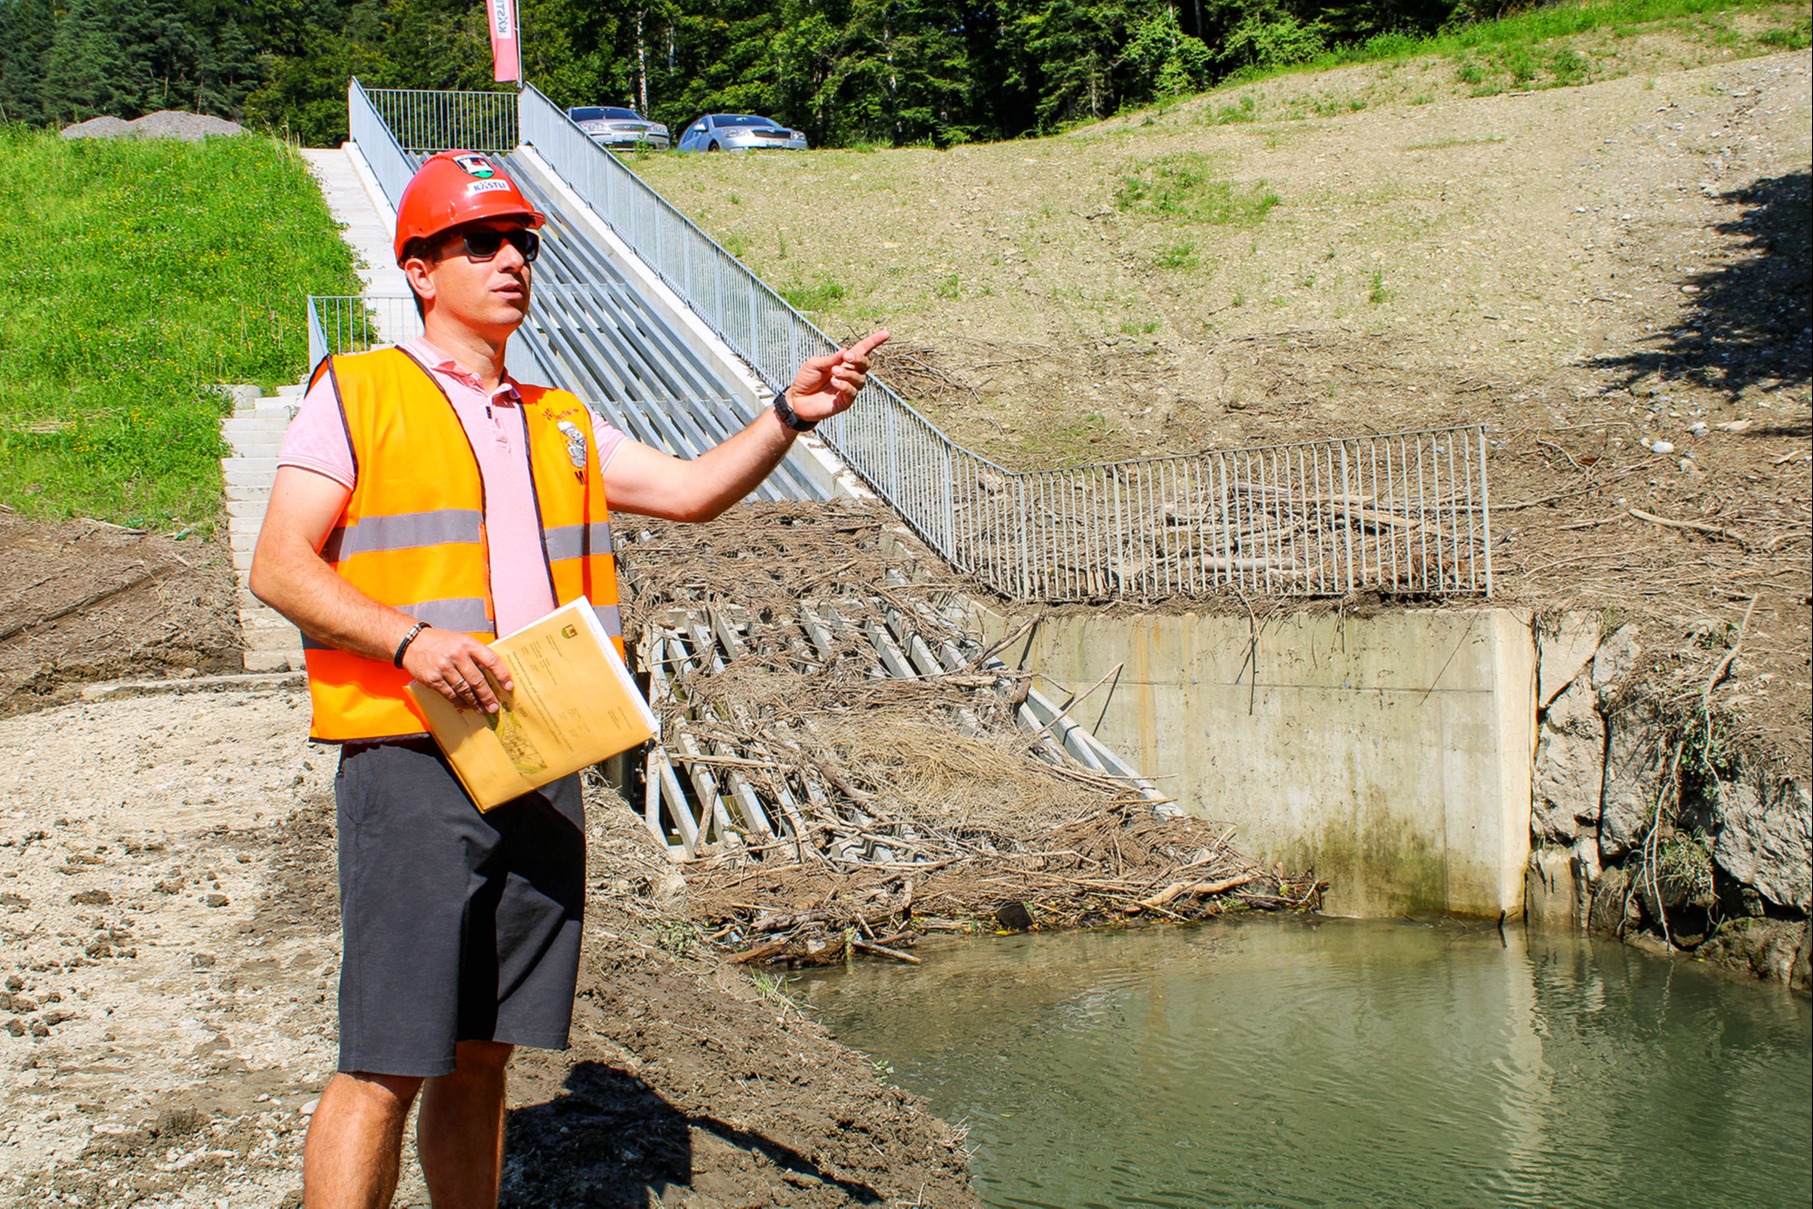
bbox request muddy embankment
[1526,612,1811,991]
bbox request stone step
[237,605,294,630]
[226,497,271,522]
[241,609,297,638]
[240,619,294,645]
[242,628,303,655]
[244,650,304,674]
[222,417,292,442]
[226,482,277,504]
[224,468,277,491]
[210,384,262,411]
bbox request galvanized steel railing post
[1478,426,1493,597]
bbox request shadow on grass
[501,1060,884,1207]
[1592,170,1811,410]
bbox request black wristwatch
[773,389,817,432]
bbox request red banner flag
[488,0,521,84]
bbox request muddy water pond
[790,918,1812,1209]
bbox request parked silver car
[676,113,808,153]
[567,106,670,151]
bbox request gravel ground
[60,112,246,142]
[0,686,979,1207]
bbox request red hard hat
[393,150,545,265]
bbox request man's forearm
[605,403,800,522]
[686,404,799,518]
[249,537,420,663]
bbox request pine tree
[0,0,59,123]
[43,0,132,122]
[827,0,971,145]
[120,0,206,112]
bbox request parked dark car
[567,106,670,151]
[676,114,808,153]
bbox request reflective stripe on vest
[321,509,485,562]
[302,347,622,742]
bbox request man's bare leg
[417,1040,514,1208]
[302,1071,423,1208]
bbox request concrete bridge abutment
[973,605,1538,918]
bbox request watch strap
[773,390,817,432]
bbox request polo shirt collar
[407,336,523,406]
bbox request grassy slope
[1232,0,1809,101]
[0,133,361,529]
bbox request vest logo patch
[557,421,587,472]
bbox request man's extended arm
[248,467,513,713]
[602,330,889,520]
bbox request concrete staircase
[222,385,306,672]
[216,145,399,674]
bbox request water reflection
[791,918,1813,1209]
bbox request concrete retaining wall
[972,605,1537,918]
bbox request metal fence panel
[306,296,423,366]
[360,86,518,155]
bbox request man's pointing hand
[785,330,891,425]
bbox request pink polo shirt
[278,338,629,637]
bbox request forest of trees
[1,0,1494,146]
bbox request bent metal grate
[344,80,1493,601]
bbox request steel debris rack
[635,590,1168,863]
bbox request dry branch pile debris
[616,501,1322,963]
[692,801,1322,967]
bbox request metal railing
[345,79,1494,600]
[307,295,425,368]
[954,427,1491,598]
[360,86,519,156]
[348,80,424,211]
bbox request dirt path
[0,687,978,1207]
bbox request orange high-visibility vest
[301,347,624,742]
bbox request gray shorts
[334,739,586,1077]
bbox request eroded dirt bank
[0,509,242,722]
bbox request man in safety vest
[250,149,887,1208]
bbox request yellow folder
[407,596,657,810]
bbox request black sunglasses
[449,226,541,264]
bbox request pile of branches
[617,501,1323,964]
[689,798,1323,966]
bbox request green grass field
[0,131,360,530]
[1228,0,1810,98]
